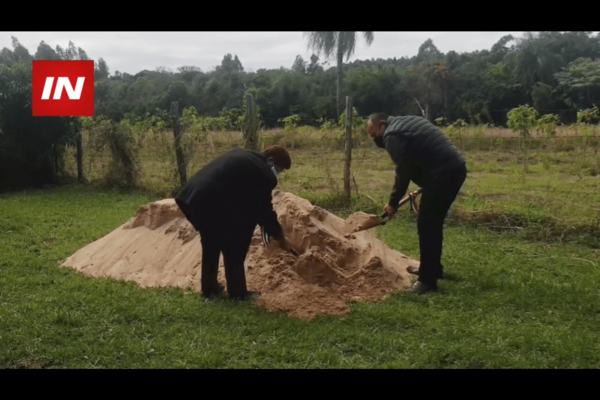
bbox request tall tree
[0,36,33,66]
[34,40,61,61]
[95,58,110,81]
[0,59,76,190]
[291,55,307,74]
[53,40,90,183]
[216,54,244,74]
[11,36,33,63]
[415,38,444,64]
[303,31,374,116]
[555,57,600,110]
[306,54,323,75]
[489,34,515,63]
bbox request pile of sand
[62,191,419,319]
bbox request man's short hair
[368,112,389,125]
[263,145,291,170]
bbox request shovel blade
[343,212,385,234]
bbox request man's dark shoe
[202,284,224,301]
[411,281,437,295]
[407,266,444,280]
[231,290,261,301]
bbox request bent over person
[367,113,467,294]
[175,145,294,301]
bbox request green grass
[1,185,600,368]
[3,126,600,368]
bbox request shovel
[344,188,422,234]
[261,227,299,257]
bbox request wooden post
[53,143,59,177]
[171,101,187,186]
[344,96,353,204]
[76,132,83,182]
[244,94,259,151]
[75,118,84,183]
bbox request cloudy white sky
[2,32,526,75]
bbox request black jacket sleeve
[385,134,410,208]
[255,176,283,240]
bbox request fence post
[244,94,259,151]
[75,117,84,183]
[344,96,353,204]
[171,101,187,186]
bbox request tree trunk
[76,131,83,183]
[243,94,259,151]
[337,46,344,118]
[54,144,59,178]
[171,102,187,187]
[344,96,353,204]
[521,135,529,173]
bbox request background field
[63,123,600,248]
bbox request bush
[0,62,76,191]
[536,114,560,137]
[577,105,600,125]
[82,116,140,188]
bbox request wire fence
[257,107,588,124]
[280,173,600,197]
[60,104,600,250]
[71,119,600,210]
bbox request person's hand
[384,204,397,217]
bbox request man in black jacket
[367,113,467,294]
[175,145,294,301]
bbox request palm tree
[303,31,374,117]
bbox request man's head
[263,145,291,178]
[367,112,390,138]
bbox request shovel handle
[379,188,423,222]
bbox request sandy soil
[62,191,419,319]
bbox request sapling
[507,105,538,173]
[536,113,560,171]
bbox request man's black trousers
[196,213,256,299]
[416,163,467,288]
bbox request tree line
[1,32,600,192]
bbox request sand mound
[62,191,419,319]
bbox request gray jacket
[376,115,465,207]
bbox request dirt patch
[62,191,418,320]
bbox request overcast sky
[2,32,527,75]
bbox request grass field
[1,124,599,368]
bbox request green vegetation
[3,129,600,368]
[1,32,600,368]
[3,32,600,192]
[2,147,600,367]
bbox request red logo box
[32,60,94,117]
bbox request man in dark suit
[367,113,467,294]
[175,145,294,301]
